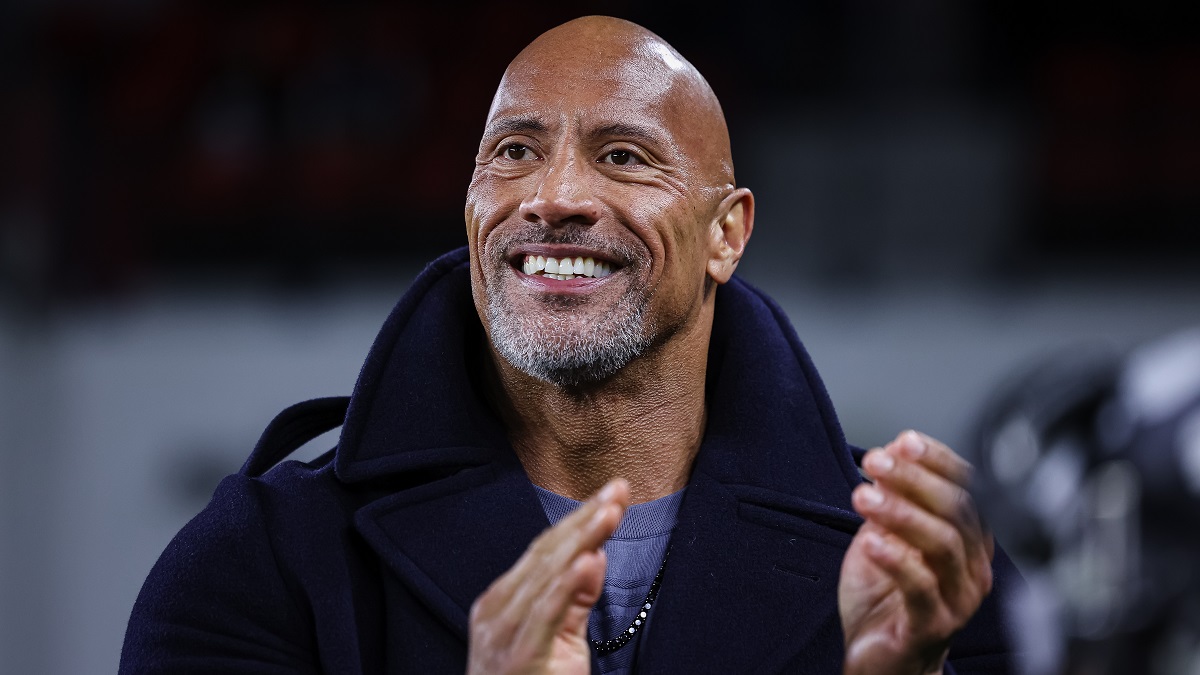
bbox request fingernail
[859,485,884,508]
[597,481,617,502]
[868,451,894,473]
[863,531,885,553]
[903,430,926,457]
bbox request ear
[706,188,754,284]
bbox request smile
[520,255,617,280]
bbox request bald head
[464,15,755,390]
[488,16,734,186]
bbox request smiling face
[466,17,748,388]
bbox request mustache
[489,224,646,266]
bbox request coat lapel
[633,277,866,672]
[352,457,551,640]
[636,471,861,673]
[334,249,552,641]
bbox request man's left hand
[839,430,994,675]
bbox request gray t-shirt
[535,486,683,675]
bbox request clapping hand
[467,479,630,675]
[839,431,994,675]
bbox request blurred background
[1,0,1197,672]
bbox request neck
[486,306,713,504]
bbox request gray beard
[485,256,655,388]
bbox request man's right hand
[467,479,630,675]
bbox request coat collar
[335,249,509,482]
[339,247,865,667]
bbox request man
[122,16,1019,674]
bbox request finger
[534,478,631,559]
[564,549,608,639]
[860,529,942,623]
[514,548,607,649]
[852,483,970,598]
[875,436,995,564]
[498,483,627,628]
[860,449,987,556]
[886,430,974,489]
[483,478,629,611]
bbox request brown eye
[504,145,533,160]
[600,148,638,165]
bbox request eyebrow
[483,115,547,139]
[587,122,665,147]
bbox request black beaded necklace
[589,547,670,655]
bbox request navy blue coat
[120,248,1020,673]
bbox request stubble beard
[484,233,656,389]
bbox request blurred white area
[2,268,1197,673]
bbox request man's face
[465,35,727,387]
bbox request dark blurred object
[973,328,1200,674]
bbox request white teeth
[520,254,616,279]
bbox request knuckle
[932,523,965,562]
[897,539,923,570]
[952,489,977,523]
[913,565,939,598]
[888,458,917,487]
[885,500,916,529]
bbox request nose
[518,153,601,227]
